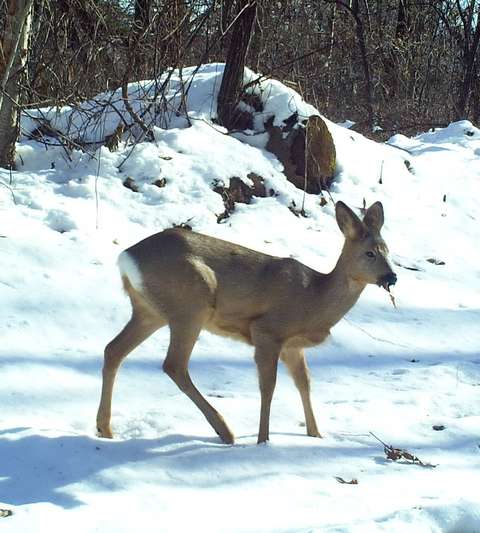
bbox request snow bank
[1,64,479,532]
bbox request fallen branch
[370,432,437,468]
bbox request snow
[1,64,479,532]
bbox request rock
[213,173,268,223]
[123,177,139,192]
[152,178,167,188]
[265,114,336,193]
[426,258,445,266]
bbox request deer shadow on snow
[0,427,370,509]
[1,343,478,510]
[2,397,477,511]
[0,429,221,508]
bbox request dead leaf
[335,477,358,485]
[427,258,445,266]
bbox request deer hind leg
[162,313,235,445]
[280,347,321,438]
[96,310,163,438]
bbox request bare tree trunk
[473,71,480,124]
[395,0,410,39]
[325,3,337,109]
[217,0,257,130]
[134,0,151,30]
[457,3,480,117]
[0,0,34,169]
[335,0,376,130]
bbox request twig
[301,101,309,215]
[19,105,97,159]
[343,317,411,349]
[121,82,151,138]
[0,179,17,204]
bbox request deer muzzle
[378,272,397,291]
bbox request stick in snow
[370,432,437,468]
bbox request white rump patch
[118,250,144,291]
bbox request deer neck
[316,246,367,330]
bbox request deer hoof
[97,426,114,439]
[218,428,235,445]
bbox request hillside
[1,65,479,532]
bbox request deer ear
[363,201,384,233]
[335,201,365,240]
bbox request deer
[96,200,396,444]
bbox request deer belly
[285,330,330,348]
[206,315,253,345]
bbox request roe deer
[96,201,396,444]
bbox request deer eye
[366,251,375,258]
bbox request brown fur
[96,201,396,444]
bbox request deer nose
[381,272,397,288]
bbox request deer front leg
[252,323,281,444]
[280,347,321,438]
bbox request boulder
[266,114,336,193]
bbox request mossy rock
[266,114,336,193]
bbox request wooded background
[1,0,479,168]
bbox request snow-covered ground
[1,65,479,532]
